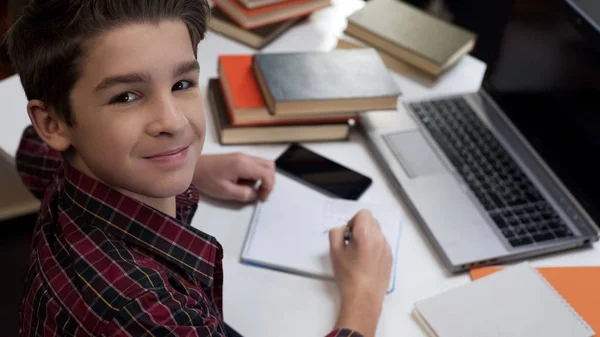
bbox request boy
[4,1,393,337]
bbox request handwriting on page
[322,200,364,232]
[320,199,401,250]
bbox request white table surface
[1,0,598,336]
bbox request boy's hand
[193,153,275,202]
[328,210,393,337]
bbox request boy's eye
[109,92,139,104]
[173,80,193,91]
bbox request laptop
[0,147,40,221]
[360,0,600,273]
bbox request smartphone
[275,143,372,200]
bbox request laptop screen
[482,0,600,224]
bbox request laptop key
[554,227,574,238]
[524,223,540,234]
[491,214,508,228]
[509,238,525,247]
[521,237,533,245]
[538,224,550,232]
[502,229,515,238]
[533,232,556,242]
[509,236,533,247]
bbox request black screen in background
[569,0,600,28]
[483,0,600,223]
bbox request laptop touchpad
[383,131,446,178]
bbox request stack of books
[208,48,402,145]
[339,0,477,77]
[209,0,331,49]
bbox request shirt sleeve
[325,329,364,337]
[102,288,364,337]
[15,125,63,200]
[103,289,227,337]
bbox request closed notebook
[413,263,594,337]
[253,49,401,116]
[207,78,351,144]
[345,0,476,76]
[218,55,356,126]
[209,7,301,49]
[241,172,404,292]
[471,265,600,334]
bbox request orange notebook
[471,265,600,333]
[218,55,356,126]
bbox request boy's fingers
[224,182,258,202]
[329,225,346,254]
[249,162,274,201]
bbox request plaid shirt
[15,125,361,337]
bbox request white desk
[1,0,597,336]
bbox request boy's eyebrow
[94,61,199,92]
[95,73,150,91]
[174,60,200,77]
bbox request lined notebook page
[241,173,404,292]
[414,263,595,337]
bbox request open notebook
[241,173,405,292]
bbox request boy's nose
[146,95,187,137]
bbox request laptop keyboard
[407,97,574,248]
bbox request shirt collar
[60,161,222,287]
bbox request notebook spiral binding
[530,266,594,333]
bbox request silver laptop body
[360,91,600,273]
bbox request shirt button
[187,191,194,200]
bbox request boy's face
[66,20,205,199]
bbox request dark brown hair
[3,0,210,126]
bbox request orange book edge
[471,265,600,333]
[218,54,357,127]
[218,54,265,109]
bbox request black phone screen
[275,143,372,200]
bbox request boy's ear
[27,99,72,152]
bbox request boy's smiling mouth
[143,144,191,165]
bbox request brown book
[253,49,401,116]
[208,78,351,144]
[345,0,476,76]
[335,38,438,88]
[335,38,421,76]
[216,0,331,29]
[209,7,302,49]
[238,0,291,9]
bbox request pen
[343,224,353,244]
